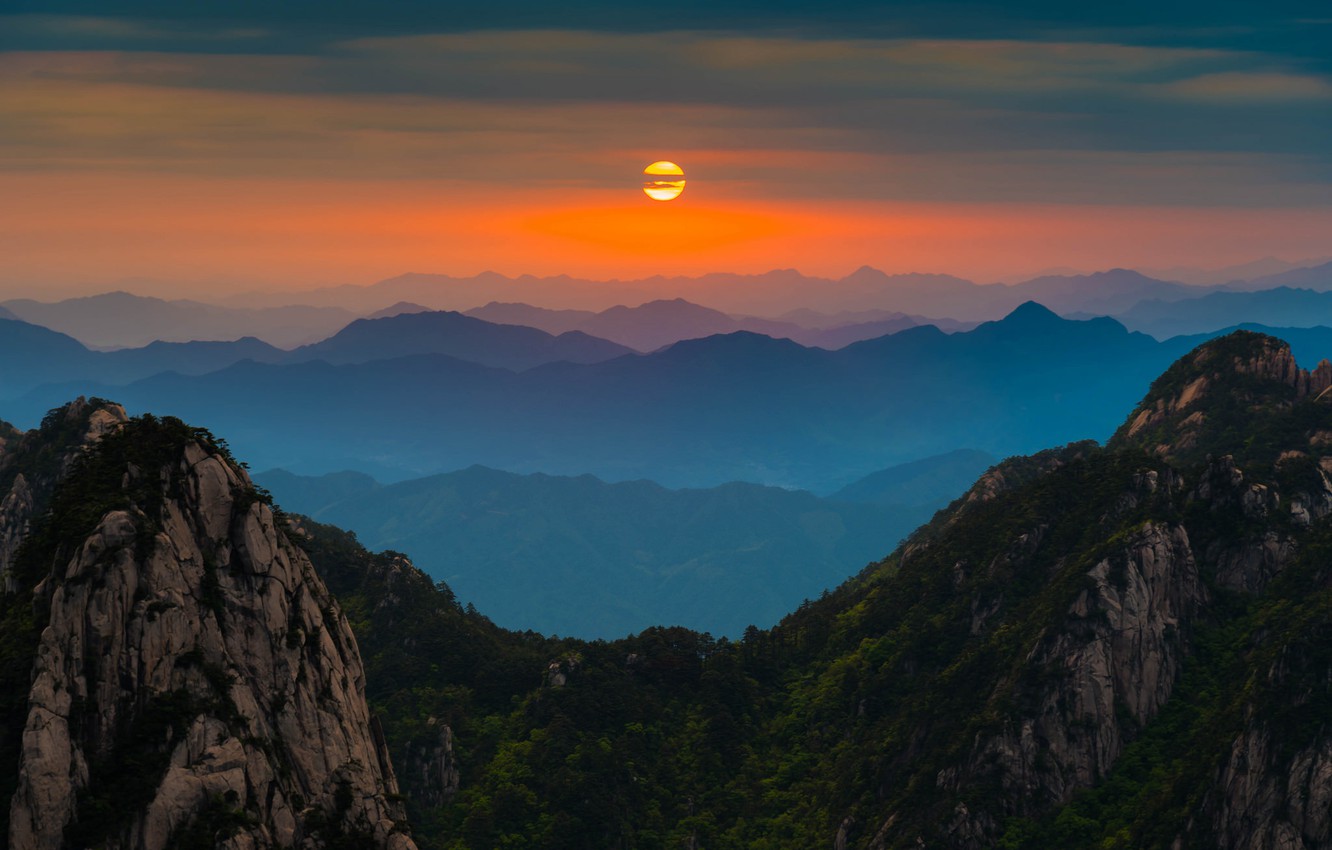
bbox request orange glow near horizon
[3,170,1332,302]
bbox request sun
[642,161,686,201]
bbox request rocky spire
[1,410,415,850]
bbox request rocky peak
[0,412,415,850]
[1110,330,1332,465]
[0,398,128,593]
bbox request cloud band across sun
[643,161,686,201]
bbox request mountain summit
[1112,330,1332,463]
[0,401,414,849]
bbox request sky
[1,1,1330,297]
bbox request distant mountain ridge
[1119,286,1332,337]
[1,291,359,348]
[220,265,1215,320]
[0,318,290,399]
[465,298,970,351]
[1236,259,1332,291]
[283,310,634,370]
[255,464,935,638]
[0,309,634,399]
[15,256,1332,348]
[11,303,1217,491]
[830,448,997,506]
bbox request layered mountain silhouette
[255,463,945,637]
[14,303,1332,491]
[282,310,634,370]
[466,298,964,351]
[1,291,358,348]
[830,448,996,506]
[365,301,432,319]
[1120,286,1332,337]
[1139,255,1320,286]
[0,309,632,399]
[464,302,602,335]
[1006,267,1205,315]
[0,319,279,398]
[1,304,1223,489]
[221,265,1215,320]
[1236,258,1332,290]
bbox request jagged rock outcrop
[1207,726,1332,850]
[2,409,416,850]
[0,473,33,595]
[402,723,461,808]
[938,523,1204,842]
[1114,331,1332,463]
[0,398,128,593]
[958,442,1097,509]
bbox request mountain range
[1137,255,1331,286]
[0,310,632,399]
[6,330,1332,847]
[1118,286,1332,337]
[7,257,1330,354]
[334,329,1332,849]
[6,303,1190,489]
[218,260,1322,321]
[253,455,985,638]
[285,310,634,370]
[11,300,1332,494]
[464,298,966,351]
[216,265,1229,319]
[0,291,359,348]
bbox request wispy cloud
[3,14,271,44]
[1,28,1327,206]
[1155,70,1332,101]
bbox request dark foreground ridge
[6,329,1332,849]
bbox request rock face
[944,524,1203,820]
[1209,726,1332,850]
[1114,330,1332,462]
[402,724,461,809]
[0,398,129,593]
[0,473,33,594]
[1,409,416,850]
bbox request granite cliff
[0,401,415,850]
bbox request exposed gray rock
[1214,532,1295,594]
[938,523,1204,845]
[403,722,461,809]
[6,432,415,850]
[0,472,32,594]
[0,398,128,594]
[1208,727,1332,849]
